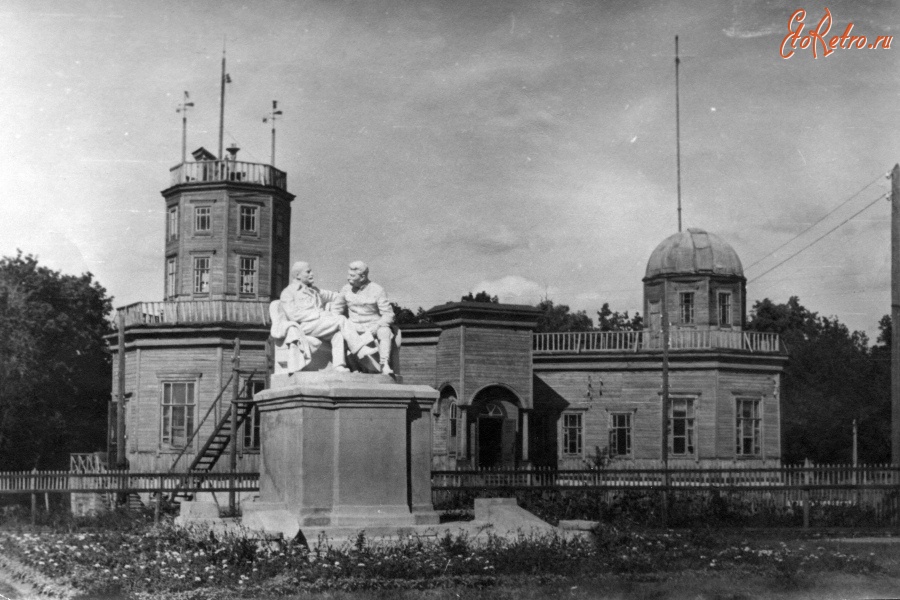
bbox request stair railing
[167,373,234,475]
[166,370,258,503]
[187,370,259,473]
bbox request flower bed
[0,518,882,598]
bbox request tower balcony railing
[169,160,287,191]
[533,329,783,355]
[116,300,271,329]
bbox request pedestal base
[250,372,439,533]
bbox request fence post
[802,458,811,529]
[229,338,240,514]
[30,468,37,525]
[155,475,162,525]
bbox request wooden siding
[435,328,462,396]
[399,342,438,387]
[534,364,782,465]
[113,334,268,474]
[461,327,533,407]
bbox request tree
[390,302,432,325]
[597,303,643,331]
[535,299,594,333]
[747,296,889,464]
[461,291,498,303]
[0,252,113,470]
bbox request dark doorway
[478,418,503,467]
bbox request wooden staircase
[167,367,259,503]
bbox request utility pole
[891,164,900,463]
[117,312,126,469]
[229,338,240,513]
[661,284,670,527]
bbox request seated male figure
[332,260,395,374]
[280,261,374,372]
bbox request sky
[1,0,898,339]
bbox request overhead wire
[744,172,888,271]
[748,191,888,284]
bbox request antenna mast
[675,35,682,233]
[263,101,283,167]
[218,40,230,160]
[176,91,194,165]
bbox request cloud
[446,223,532,256]
[470,275,556,304]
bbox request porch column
[460,408,469,461]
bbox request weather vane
[176,91,194,165]
[263,101,283,167]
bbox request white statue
[332,261,396,375]
[272,261,375,373]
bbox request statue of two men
[279,260,394,374]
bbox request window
[448,401,461,458]
[161,382,195,448]
[239,205,258,234]
[166,257,177,298]
[239,257,258,294]
[609,413,632,457]
[735,398,761,456]
[274,210,285,239]
[166,205,178,241]
[668,398,696,456]
[679,292,695,324]
[274,261,285,293]
[242,380,266,450]
[718,292,733,326]
[561,412,583,457]
[194,206,211,233]
[193,257,210,294]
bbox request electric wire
[748,192,888,284]
[745,172,888,271]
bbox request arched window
[449,400,460,457]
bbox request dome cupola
[644,228,744,281]
[642,228,746,332]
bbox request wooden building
[109,147,292,474]
[110,154,785,475]
[411,228,786,469]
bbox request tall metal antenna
[176,91,194,165]
[263,101,283,167]
[218,39,231,160]
[675,35,682,233]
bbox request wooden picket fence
[432,463,900,527]
[0,470,259,495]
[3,464,900,526]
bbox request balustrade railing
[117,301,271,328]
[533,330,782,354]
[169,160,287,190]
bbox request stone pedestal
[244,372,439,531]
